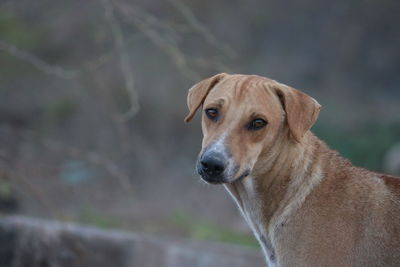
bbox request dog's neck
[224,132,325,265]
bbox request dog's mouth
[197,161,250,185]
[236,169,251,181]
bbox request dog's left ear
[272,82,321,143]
[184,73,228,122]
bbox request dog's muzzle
[197,151,228,184]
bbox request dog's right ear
[184,73,228,122]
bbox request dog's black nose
[200,153,226,178]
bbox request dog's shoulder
[378,173,400,194]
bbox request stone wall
[0,216,264,267]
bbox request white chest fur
[224,178,277,267]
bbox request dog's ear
[272,82,321,143]
[184,73,228,122]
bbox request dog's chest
[224,179,277,266]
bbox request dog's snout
[201,154,225,176]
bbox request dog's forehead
[204,75,282,115]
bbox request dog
[184,73,400,266]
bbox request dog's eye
[248,118,267,130]
[205,108,219,120]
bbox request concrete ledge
[0,216,264,267]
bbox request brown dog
[185,73,400,266]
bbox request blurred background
[0,0,399,251]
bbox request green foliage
[0,13,43,47]
[0,182,12,198]
[0,12,46,79]
[0,181,18,213]
[44,98,77,124]
[314,121,400,171]
[78,207,119,229]
[169,210,259,248]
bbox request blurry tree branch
[0,39,79,79]
[115,0,235,79]
[80,32,146,72]
[102,0,139,122]
[116,2,202,81]
[191,57,233,74]
[167,0,236,59]
[20,130,135,194]
[1,0,233,88]
[123,5,182,41]
[0,39,121,79]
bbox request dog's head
[185,73,321,184]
